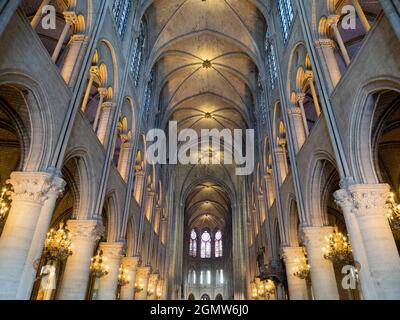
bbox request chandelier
[118,266,131,287]
[135,277,144,293]
[386,192,400,240]
[90,250,110,278]
[44,222,73,261]
[322,229,353,265]
[147,282,155,297]
[0,185,12,225]
[292,256,311,280]
[156,282,162,299]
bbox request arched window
[258,77,267,124]
[112,0,132,37]
[130,21,146,87]
[143,70,154,117]
[215,230,223,258]
[277,0,294,42]
[200,231,211,258]
[265,37,278,89]
[189,229,197,257]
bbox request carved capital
[301,226,335,248]
[288,107,303,116]
[136,266,152,279]
[8,172,65,204]
[67,219,104,242]
[99,242,125,260]
[101,101,116,109]
[315,38,336,49]
[63,11,78,25]
[281,246,306,264]
[121,256,140,271]
[335,184,390,218]
[327,15,341,28]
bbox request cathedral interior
[0,0,400,301]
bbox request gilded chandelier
[118,266,131,287]
[386,192,400,240]
[90,250,110,278]
[292,257,310,279]
[44,223,73,261]
[322,230,353,265]
[0,185,12,225]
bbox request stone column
[281,247,309,300]
[147,273,159,300]
[97,102,115,145]
[314,39,342,91]
[305,71,322,116]
[97,242,124,300]
[302,226,339,300]
[31,0,51,29]
[274,146,289,184]
[0,172,64,300]
[328,15,351,66]
[58,220,103,300]
[351,0,371,32]
[133,170,145,205]
[135,266,151,300]
[334,184,400,299]
[52,12,77,63]
[118,141,134,182]
[60,34,89,86]
[93,88,108,132]
[264,174,275,207]
[120,256,139,300]
[16,174,66,299]
[288,107,307,151]
[81,66,100,113]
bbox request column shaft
[0,172,63,300]
[97,242,124,300]
[58,220,103,300]
[282,247,309,300]
[303,226,339,300]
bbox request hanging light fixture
[322,229,353,265]
[386,192,400,240]
[90,250,110,278]
[156,281,163,300]
[44,222,73,261]
[292,256,311,280]
[118,266,131,287]
[135,277,144,293]
[0,184,12,226]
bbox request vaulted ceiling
[144,0,268,135]
[142,0,268,225]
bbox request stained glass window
[215,230,223,258]
[189,229,197,257]
[200,231,211,258]
[277,0,294,42]
[130,21,146,87]
[112,0,132,37]
[265,36,278,89]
